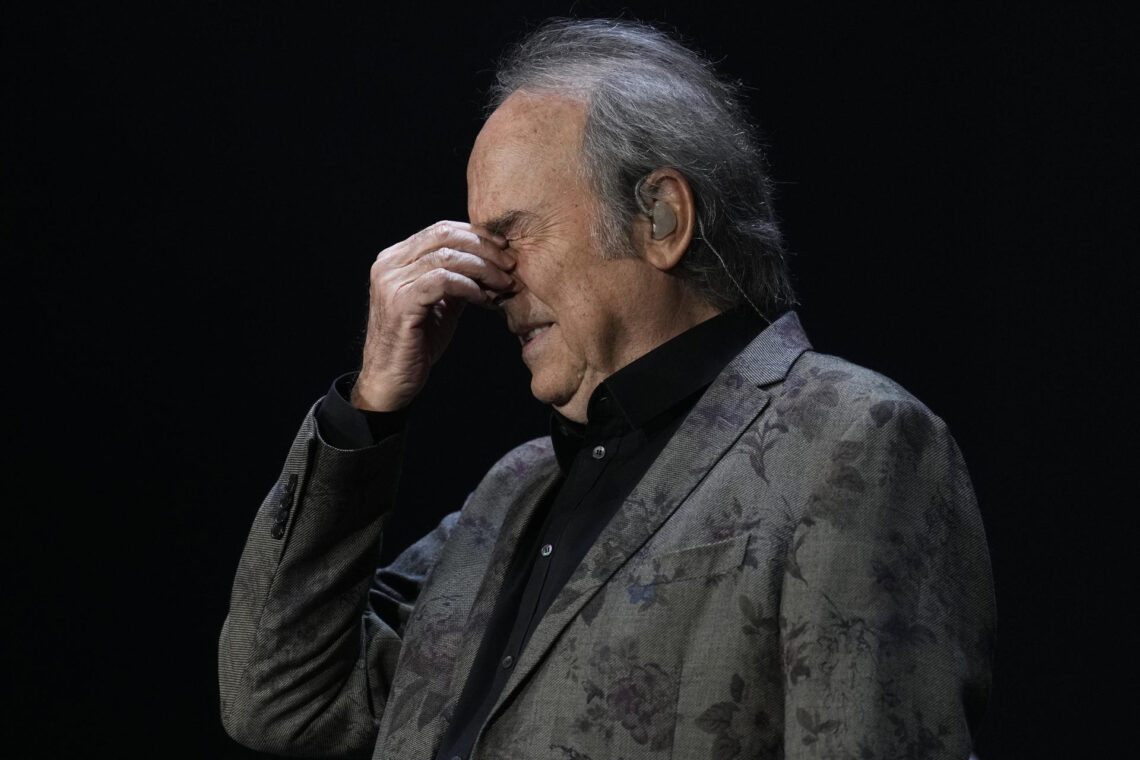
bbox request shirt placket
[498,430,623,674]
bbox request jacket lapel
[379,450,562,760]
[485,311,812,721]
[444,459,562,701]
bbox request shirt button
[592,445,606,459]
[501,654,514,669]
[540,543,553,557]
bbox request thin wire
[696,216,770,326]
[636,175,769,325]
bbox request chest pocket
[626,532,752,587]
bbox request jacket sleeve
[218,403,455,757]
[780,399,995,759]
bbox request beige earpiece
[633,176,677,239]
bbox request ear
[634,168,695,272]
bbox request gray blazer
[219,312,994,759]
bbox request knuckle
[373,246,402,273]
[441,246,467,264]
[434,267,460,284]
[371,261,397,288]
[432,247,467,267]
[435,269,468,290]
[376,239,401,260]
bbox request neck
[555,296,721,423]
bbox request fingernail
[490,233,507,246]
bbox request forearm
[219,406,406,756]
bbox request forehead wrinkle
[468,93,591,237]
[482,209,537,238]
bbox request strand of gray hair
[489,17,797,314]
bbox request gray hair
[488,18,796,314]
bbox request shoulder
[782,350,927,410]
[769,349,950,448]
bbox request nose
[490,272,525,309]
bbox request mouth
[513,322,554,350]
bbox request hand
[350,221,515,411]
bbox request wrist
[349,375,410,412]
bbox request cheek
[551,325,588,374]
[554,302,615,372]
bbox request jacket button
[501,654,514,669]
[592,445,606,459]
[540,544,553,557]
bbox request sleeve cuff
[315,373,409,449]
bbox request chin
[528,376,567,407]
[529,375,584,419]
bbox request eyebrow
[482,209,536,238]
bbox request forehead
[467,92,589,226]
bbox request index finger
[410,221,515,272]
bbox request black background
[5,1,1133,757]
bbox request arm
[780,400,995,758]
[220,408,453,755]
[219,221,515,755]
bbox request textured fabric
[219,312,995,759]
[316,373,409,449]
[438,308,764,760]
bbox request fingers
[413,247,514,291]
[390,220,514,274]
[402,267,488,308]
[355,221,514,411]
[372,220,519,313]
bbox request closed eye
[484,209,537,243]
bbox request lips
[510,320,554,349]
[522,325,551,343]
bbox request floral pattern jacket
[219,312,994,760]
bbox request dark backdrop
[5,2,1133,757]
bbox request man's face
[467,92,670,423]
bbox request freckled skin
[467,93,718,423]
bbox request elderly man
[220,18,994,760]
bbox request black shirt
[316,309,765,760]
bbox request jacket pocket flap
[627,533,752,586]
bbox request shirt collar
[549,307,768,471]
